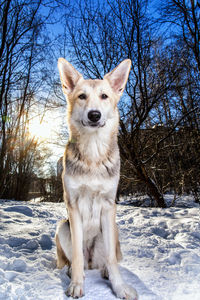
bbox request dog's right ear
[58,58,83,94]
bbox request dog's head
[58,58,131,133]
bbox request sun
[28,116,54,141]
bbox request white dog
[56,58,138,300]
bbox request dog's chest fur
[63,133,120,241]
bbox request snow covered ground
[0,196,199,300]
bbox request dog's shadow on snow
[58,265,160,300]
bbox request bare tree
[0,0,61,199]
[155,0,200,203]
[57,0,200,207]
[62,0,174,207]
[159,0,200,71]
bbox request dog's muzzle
[81,110,105,128]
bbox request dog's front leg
[66,205,84,298]
[101,205,138,300]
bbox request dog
[56,58,138,300]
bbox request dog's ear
[58,58,83,94]
[104,59,131,96]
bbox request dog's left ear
[104,59,131,96]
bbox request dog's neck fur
[69,121,119,163]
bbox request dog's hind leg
[56,219,72,270]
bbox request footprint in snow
[39,234,53,250]
[4,206,33,217]
[128,217,134,224]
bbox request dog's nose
[88,110,101,123]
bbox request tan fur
[56,230,69,269]
[56,58,138,300]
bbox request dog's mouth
[81,120,105,128]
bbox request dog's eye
[101,94,108,100]
[78,93,87,100]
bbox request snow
[0,196,199,300]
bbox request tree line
[0,0,199,207]
[0,0,65,200]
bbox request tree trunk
[136,164,166,208]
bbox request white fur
[56,58,138,300]
[79,122,116,158]
[63,171,118,239]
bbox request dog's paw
[113,283,138,300]
[66,281,84,298]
